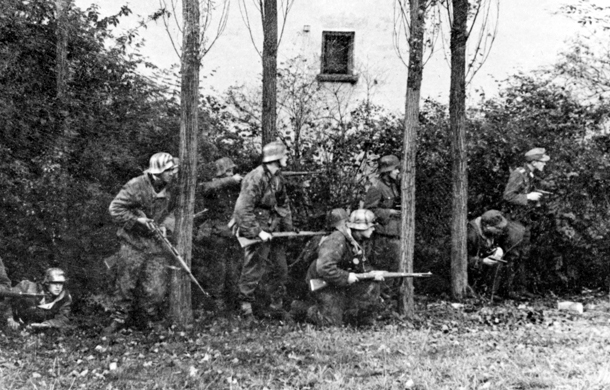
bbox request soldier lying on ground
[291,209,383,327]
[467,210,530,300]
[4,268,72,330]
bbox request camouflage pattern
[503,165,535,224]
[304,231,379,326]
[467,216,531,296]
[8,280,72,329]
[233,165,293,303]
[195,173,242,307]
[107,173,175,326]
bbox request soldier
[233,141,293,324]
[5,268,72,330]
[196,157,243,312]
[103,152,179,335]
[467,210,530,299]
[0,257,12,328]
[503,147,551,224]
[302,209,383,327]
[362,155,401,304]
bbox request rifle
[309,271,432,292]
[237,231,328,248]
[0,290,45,299]
[150,223,211,298]
[282,171,323,177]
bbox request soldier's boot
[289,300,311,323]
[240,302,256,327]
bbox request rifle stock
[151,223,211,298]
[309,271,432,292]
[237,231,328,248]
[0,290,45,299]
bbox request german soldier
[196,157,243,312]
[303,209,383,327]
[467,210,530,299]
[233,141,293,324]
[5,268,72,330]
[103,152,179,334]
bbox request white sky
[74,0,583,109]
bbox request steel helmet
[145,152,176,174]
[524,147,550,162]
[214,157,237,177]
[378,155,400,174]
[346,209,376,230]
[481,210,508,230]
[262,141,287,163]
[43,268,67,284]
[326,208,349,229]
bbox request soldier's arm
[233,173,264,239]
[503,169,529,206]
[109,178,146,229]
[200,176,240,196]
[40,293,72,329]
[362,186,394,223]
[316,235,350,287]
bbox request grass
[1,293,609,390]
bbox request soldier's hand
[258,230,273,242]
[347,273,359,285]
[526,191,543,202]
[136,217,155,232]
[232,174,243,183]
[482,257,499,266]
[30,323,51,329]
[7,318,20,330]
[369,270,386,281]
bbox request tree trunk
[449,0,469,300]
[170,0,200,326]
[56,0,68,100]
[398,0,426,319]
[261,0,278,145]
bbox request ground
[1,290,609,390]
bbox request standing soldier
[196,157,243,312]
[303,209,383,327]
[503,147,551,224]
[5,268,72,330]
[233,141,293,324]
[467,210,530,299]
[103,152,179,335]
[362,155,401,303]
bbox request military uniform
[233,164,293,306]
[503,165,535,224]
[0,257,12,323]
[467,213,530,297]
[304,230,379,326]
[107,173,175,326]
[6,281,72,329]
[196,174,242,309]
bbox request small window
[317,31,358,83]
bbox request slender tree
[170,0,200,325]
[449,0,469,299]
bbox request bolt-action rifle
[237,231,328,248]
[309,271,432,292]
[0,290,45,299]
[282,171,323,177]
[150,222,210,298]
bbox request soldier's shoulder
[243,166,265,181]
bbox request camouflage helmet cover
[480,210,508,230]
[262,141,287,163]
[214,157,237,177]
[44,268,67,284]
[378,155,400,174]
[326,208,349,229]
[524,147,550,162]
[145,152,176,174]
[346,209,376,230]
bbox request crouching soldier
[5,268,72,330]
[299,209,383,327]
[467,210,530,299]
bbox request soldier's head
[43,268,66,296]
[214,157,237,178]
[262,141,288,167]
[378,155,400,180]
[525,147,550,172]
[146,152,179,184]
[480,210,508,237]
[326,208,349,230]
[346,209,376,240]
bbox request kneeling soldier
[6,268,72,330]
[303,209,383,327]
